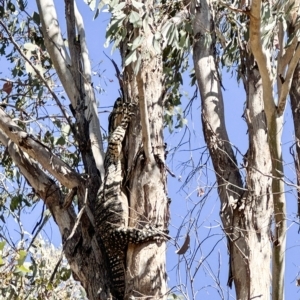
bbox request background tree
[1,0,300,300]
[191,0,300,299]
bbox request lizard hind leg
[111,226,169,246]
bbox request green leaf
[10,195,22,211]
[179,31,187,48]
[37,88,43,99]
[96,0,110,17]
[132,0,144,9]
[112,33,124,52]
[7,2,15,12]
[24,43,37,52]
[185,22,193,34]
[124,50,137,66]
[59,267,71,281]
[0,241,5,251]
[62,124,71,136]
[15,264,31,275]
[166,23,176,45]
[32,11,40,25]
[110,0,119,7]
[105,16,125,44]
[162,21,172,41]
[152,37,160,54]
[17,0,27,11]
[176,118,188,128]
[131,35,144,51]
[154,31,161,41]
[55,136,65,146]
[175,72,183,85]
[204,32,212,48]
[113,2,126,12]
[133,55,142,75]
[17,250,27,266]
[0,6,4,18]
[0,256,4,266]
[29,257,37,283]
[173,27,179,47]
[83,0,96,11]
[129,11,142,27]
[94,7,100,19]
[20,20,26,32]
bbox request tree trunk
[243,64,273,300]
[192,1,273,299]
[249,2,287,299]
[290,62,300,219]
[119,4,169,298]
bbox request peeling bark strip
[37,0,105,178]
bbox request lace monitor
[95,99,166,299]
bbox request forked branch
[0,109,82,189]
[250,0,276,122]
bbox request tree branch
[0,19,74,131]
[249,3,287,300]
[277,2,300,114]
[277,43,300,116]
[0,109,82,189]
[250,0,276,123]
[278,27,298,70]
[0,129,76,229]
[36,0,75,105]
[192,0,247,297]
[137,70,155,165]
[0,129,105,298]
[37,0,105,179]
[73,3,105,179]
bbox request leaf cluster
[0,3,84,222]
[217,0,300,79]
[85,0,191,131]
[0,238,87,299]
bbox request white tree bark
[36,0,105,178]
[243,68,273,300]
[192,1,273,299]
[250,2,287,299]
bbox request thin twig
[0,20,74,130]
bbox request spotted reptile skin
[95,99,165,299]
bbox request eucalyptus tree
[1,0,300,299]
[0,0,171,299]
[191,0,300,299]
